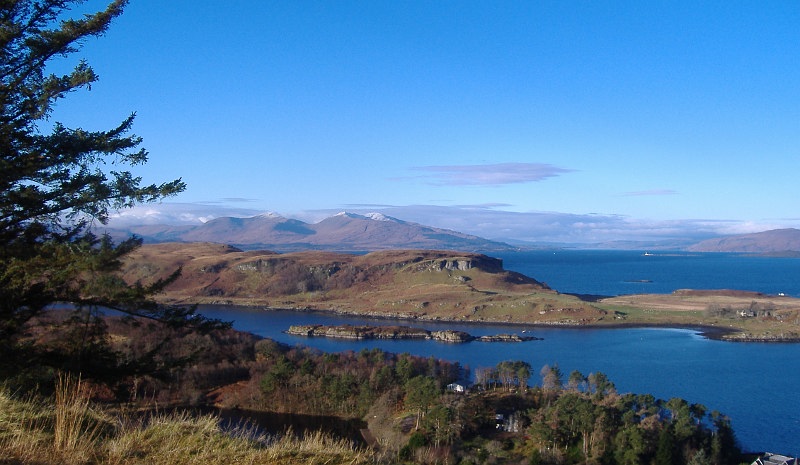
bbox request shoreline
[194,303,792,343]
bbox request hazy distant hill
[103,212,518,252]
[687,228,800,253]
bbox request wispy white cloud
[622,189,678,196]
[107,203,263,226]
[411,163,574,186]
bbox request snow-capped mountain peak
[333,211,400,222]
[365,212,393,222]
[256,211,284,219]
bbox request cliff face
[414,255,504,273]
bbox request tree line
[209,340,744,465]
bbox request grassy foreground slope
[0,377,373,465]
[122,243,800,340]
[1,350,745,465]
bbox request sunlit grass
[0,380,376,465]
[0,374,112,464]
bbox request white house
[446,383,465,393]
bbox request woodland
[1,310,746,464]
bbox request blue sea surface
[199,306,800,454]
[494,250,800,297]
[198,251,800,454]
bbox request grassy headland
[122,243,800,341]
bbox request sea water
[494,250,800,297]
[198,251,800,453]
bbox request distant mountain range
[560,229,800,254]
[101,212,519,252]
[101,212,800,254]
[687,228,800,254]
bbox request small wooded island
[286,323,541,342]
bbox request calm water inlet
[199,251,800,453]
[199,305,800,454]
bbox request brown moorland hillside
[121,243,606,325]
[121,243,800,339]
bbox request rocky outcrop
[414,255,504,274]
[286,324,429,340]
[430,330,473,343]
[286,324,541,343]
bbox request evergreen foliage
[0,0,226,387]
[220,350,744,464]
[251,345,461,418]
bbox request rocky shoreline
[286,324,542,343]
[197,303,800,343]
[720,332,800,343]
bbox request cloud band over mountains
[106,202,799,246]
[412,162,574,186]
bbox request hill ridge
[118,243,613,325]
[102,212,517,252]
[688,228,800,253]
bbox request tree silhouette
[0,0,226,387]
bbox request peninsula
[121,242,800,341]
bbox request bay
[199,306,800,454]
[197,250,800,454]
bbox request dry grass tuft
[0,381,376,465]
[53,373,110,461]
[105,417,376,465]
[0,374,113,465]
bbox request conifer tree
[0,0,225,384]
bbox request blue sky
[52,1,799,244]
